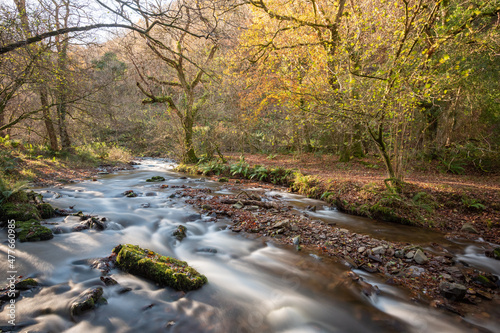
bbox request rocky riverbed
[178,182,500,319]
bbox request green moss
[218,177,229,182]
[3,203,41,221]
[112,244,207,291]
[38,203,55,219]
[173,225,187,241]
[15,219,53,242]
[15,278,39,290]
[146,176,165,182]
[7,190,29,203]
[70,287,107,317]
[494,248,500,260]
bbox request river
[0,159,498,332]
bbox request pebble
[406,251,415,259]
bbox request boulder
[413,249,428,264]
[493,247,500,260]
[112,244,207,291]
[173,225,187,241]
[372,246,385,255]
[146,176,165,182]
[70,287,107,317]
[461,222,478,234]
[15,278,39,290]
[439,281,466,301]
[15,219,53,242]
[38,203,55,219]
[3,203,41,221]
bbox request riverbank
[182,153,500,245]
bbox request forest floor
[224,153,500,245]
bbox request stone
[372,246,386,255]
[405,251,415,259]
[273,220,289,229]
[123,190,138,197]
[100,276,118,286]
[357,247,366,254]
[232,201,244,209]
[38,203,55,219]
[402,266,425,277]
[15,219,53,242]
[461,222,478,234]
[386,248,395,257]
[493,248,500,260]
[201,204,212,210]
[441,273,453,281]
[413,249,428,264]
[146,176,165,182]
[15,278,39,290]
[3,203,41,221]
[439,281,466,301]
[70,287,107,317]
[395,250,404,258]
[173,225,187,241]
[112,244,207,291]
[196,248,218,254]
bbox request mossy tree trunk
[135,11,218,164]
[40,88,59,151]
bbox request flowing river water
[1,159,499,332]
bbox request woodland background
[1,0,499,183]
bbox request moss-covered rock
[7,190,29,203]
[70,287,107,317]
[493,247,500,260]
[146,176,165,182]
[15,278,39,290]
[15,219,53,242]
[2,203,41,221]
[173,225,187,241]
[112,244,207,291]
[38,203,55,219]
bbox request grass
[0,137,132,187]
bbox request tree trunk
[182,111,197,164]
[40,88,58,150]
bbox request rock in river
[173,225,187,241]
[112,244,207,291]
[15,220,53,242]
[70,287,107,317]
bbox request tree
[118,0,231,163]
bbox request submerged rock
[100,276,118,286]
[112,244,207,291]
[146,176,165,182]
[15,219,53,242]
[173,225,187,241]
[70,287,107,317]
[15,278,39,290]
